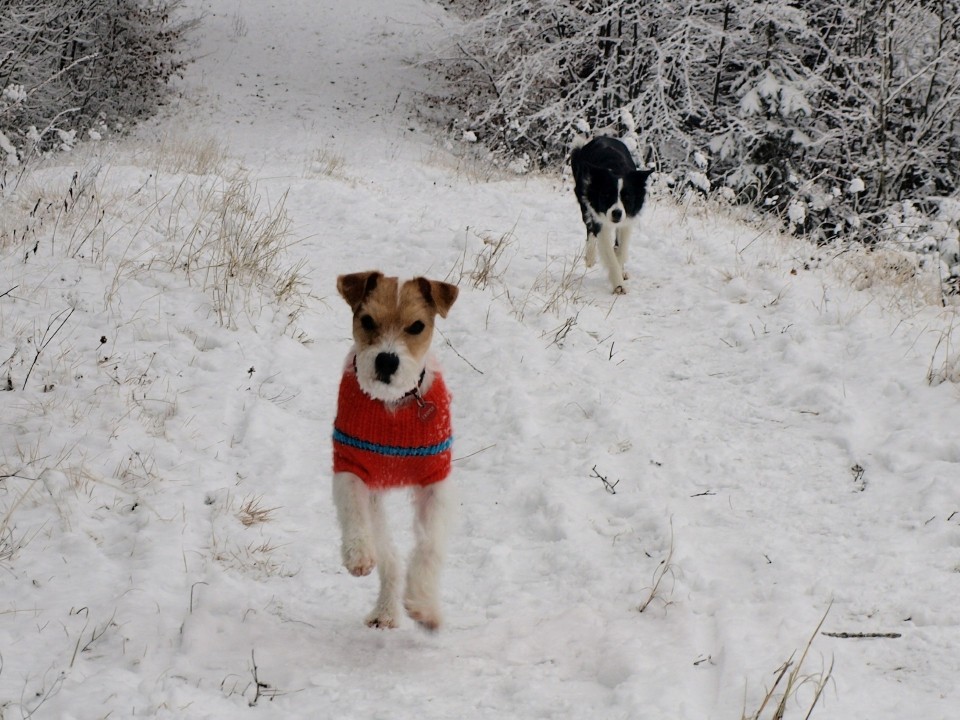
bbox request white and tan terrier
[332,270,459,631]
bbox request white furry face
[354,334,423,402]
[337,272,459,403]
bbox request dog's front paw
[404,598,442,632]
[613,284,627,295]
[342,543,376,577]
[365,608,399,629]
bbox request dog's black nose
[611,208,623,223]
[375,352,400,382]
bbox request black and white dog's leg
[404,481,453,631]
[332,472,376,577]
[615,223,634,281]
[365,493,402,628]
[585,231,598,268]
[581,207,600,269]
[597,224,626,293]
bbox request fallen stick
[822,631,902,639]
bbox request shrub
[0,0,194,163]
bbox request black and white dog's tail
[570,133,590,163]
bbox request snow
[740,70,812,119]
[2,0,960,718]
[787,199,807,227]
[686,170,712,193]
[0,130,18,165]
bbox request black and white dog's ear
[626,169,653,197]
[337,271,383,311]
[628,169,654,188]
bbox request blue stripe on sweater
[332,428,453,457]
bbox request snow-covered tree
[440,0,960,258]
[0,0,194,164]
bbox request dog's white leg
[365,493,402,628]
[597,225,626,293]
[615,223,634,281]
[585,232,597,268]
[332,472,376,577]
[404,481,453,631]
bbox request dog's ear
[337,271,383,311]
[626,169,653,202]
[629,169,654,188]
[416,278,459,318]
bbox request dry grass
[0,146,309,581]
[165,171,307,328]
[448,226,516,291]
[637,520,677,613]
[420,143,507,184]
[304,146,346,178]
[833,244,937,304]
[927,308,960,385]
[210,492,293,579]
[742,606,834,720]
[522,248,588,319]
[237,495,279,527]
[0,160,106,259]
[153,133,229,177]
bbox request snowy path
[2,0,959,717]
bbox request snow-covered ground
[2,1,960,718]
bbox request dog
[570,136,653,294]
[331,270,459,631]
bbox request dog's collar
[401,367,427,401]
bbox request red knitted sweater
[332,363,453,489]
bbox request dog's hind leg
[404,481,453,631]
[332,472,377,577]
[585,232,598,268]
[597,225,626,293]
[365,493,402,628]
[578,199,598,268]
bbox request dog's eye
[359,314,377,332]
[406,320,426,335]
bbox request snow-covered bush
[0,0,194,164]
[439,0,960,290]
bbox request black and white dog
[570,136,653,294]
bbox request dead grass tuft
[237,495,279,527]
[448,226,516,291]
[304,146,346,178]
[743,606,834,720]
[167,171,307,328]
[927,309,960,385]
[153,134,229,177]
[638,520,677,613]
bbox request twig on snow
[591,464,619,494]
[22,307,75,390]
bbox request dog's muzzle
[375,352,400,383]
[610,208,623,223]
